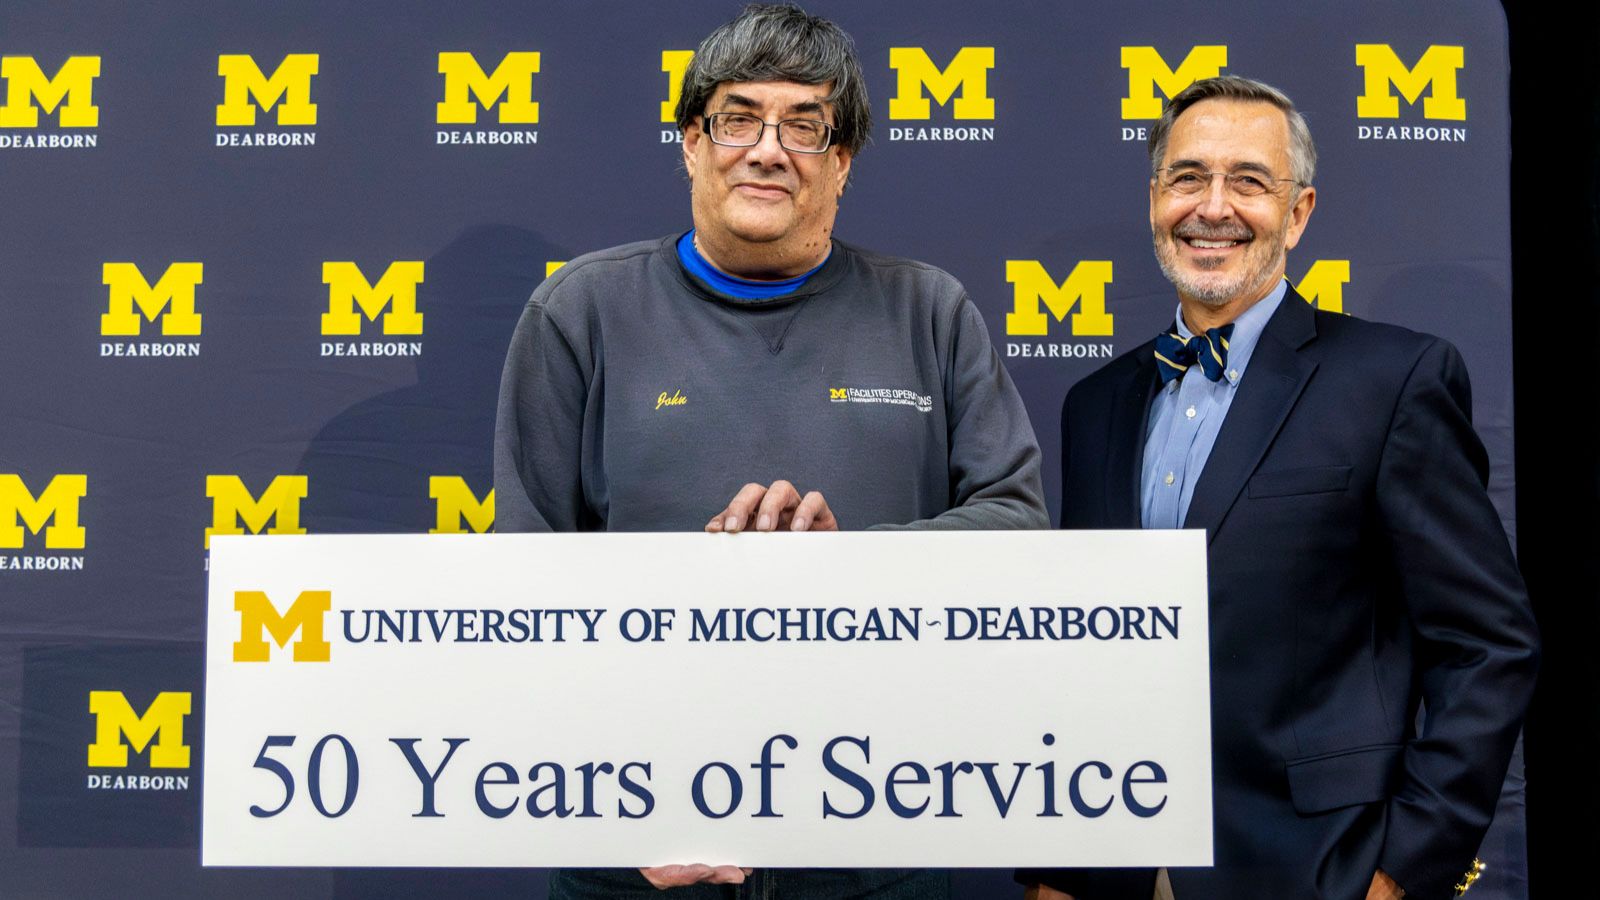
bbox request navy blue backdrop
[0,1,1522,896]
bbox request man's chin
[1177,271,1288,309]
[721,221,793,245]
[1186,290,1243,309]
[1167,268,1250,307]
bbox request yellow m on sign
[233,590,332,663]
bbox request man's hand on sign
[704,480,839,533]
[640,864,754,889]
[1366,869,1405,899]
[1023,884,1073,900]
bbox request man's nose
[1192,173,1234,219]
[743,121,789,167]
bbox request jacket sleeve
[1374,338,1539,899]
[492,290,599,533]
[893,295,1049,530]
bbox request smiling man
[1020,77,1538,900]
[494,5,1045,898]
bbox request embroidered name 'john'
[655,390,687,410]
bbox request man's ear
[1149,177,1159,234]
[1283,185,1317,251]
[681,120,701,182]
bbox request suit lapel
[1106,344,1159,528]
[1182,287,1319,542]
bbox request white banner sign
[202,531,1211,868]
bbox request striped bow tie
[1154,323,1235,386]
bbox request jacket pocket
[1284,743,1401,815]
[1248,464,1352,499]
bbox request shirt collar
[1169,278,1289,389]
[676,229,830,301]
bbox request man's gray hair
[675,3,871,157]
[1147,75,1316,187]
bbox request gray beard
[1152,229,1285,309]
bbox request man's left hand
[1366,869,1404,899]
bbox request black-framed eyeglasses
[704,112,835,153]
[1159,165,1305,198]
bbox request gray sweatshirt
[494,235,1047,532]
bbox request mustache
[1173,222,1254,242]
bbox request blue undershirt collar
[676,230,829,300]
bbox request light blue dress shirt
[1141,279,1289,529]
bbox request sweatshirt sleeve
[492,291,599,532]
[889,294,1049,531]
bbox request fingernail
[793,517,809,532]
[726,516,739,532]
[758,514,771,531]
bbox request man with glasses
[495,5,1045,898]
[1018,76,1538,900]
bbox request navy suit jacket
[1021,289,1538,900]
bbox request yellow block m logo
[216,54,319,127]
[1005,260,1114,337]
[87,691,191,768]
[0,474,87,549]
[437,52,540,124]
[660,50,694,123]
[829,388,848,400]
[430,476,494,534]
[1295,260,1351,314]
[101,263,203,336]
[888,47,995,120]
[0,56,100,128]
[1121,46,1227,120]
[1356,45,1465,120]
[205,475,307,550]
[234,590,332,662]
[321,261,425,335]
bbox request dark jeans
[549,868,949,900]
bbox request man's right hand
[704,480,839,533]
[640,865,753,890]
[1023,885,1073,900]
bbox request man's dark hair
[674,3,871,156]
[1147,75,1317,188]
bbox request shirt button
[1227,369,1239,382]
[1164,472,1175,486]
[1185,406,1197,419]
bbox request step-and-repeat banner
[0,1,1520,897]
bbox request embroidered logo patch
[827,386,932,413]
